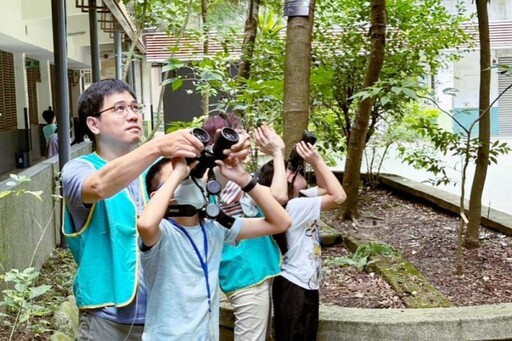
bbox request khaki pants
[227,279,273,341]
[77,311,144,341]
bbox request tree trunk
[466,0,491,248]
[340,0,386,220]
[238,0,260,81]
[282,0,316,156]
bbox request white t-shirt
[281,189,323,290]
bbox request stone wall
[0,142,92,274]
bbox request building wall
[0,130,20,174]
[442,0,511,21]
[436,0,512,136]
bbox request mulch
[320,186,512,308]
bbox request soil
[320,186,512,309]
[2,185,511,339]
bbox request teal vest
[219,236,282,294]
[63,153,148,309]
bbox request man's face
[87,91,142,148]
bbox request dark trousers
[272,275,319,341]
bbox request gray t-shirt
[141,218,242,340]
[61,158,147,324]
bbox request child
[204,114,286,341]
[257,140,346,341]
[137,155,291,340]
[42,109,57,145]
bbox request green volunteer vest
[62,152,148,309]
[219,208,281,294]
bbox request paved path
[333,138,512,215]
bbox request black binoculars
[188,127,240,179]
[288,130,317,173]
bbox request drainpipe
[89,0,101,82]
[114,22,123,80]
[51,0,71,170]
[51,0,71,248]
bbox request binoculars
[288,130,317,173]
[188,127,240,179]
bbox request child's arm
[297,141,346,211]
[216,159,291,240]
[137,158,190,247]
[254,123,288,204]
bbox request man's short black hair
[77,79,137,142]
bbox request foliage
[131,0,246,35]
[325,242,400,271]
[399,117,511,187]
[310,0,473,155]
[0,174,42,201]
[165,116,207,133]
[365,103,440,185]
[0,249,77,339]
[160,6,287,135]
[0,176,73,339]
[0,268,52,334]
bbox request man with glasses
[61,79,248,340]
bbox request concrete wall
[0,141,91,273]
[0,130,20,175]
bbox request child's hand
[296,141,321,166]
[223,129,251,162]
[171,157,195,180]
[215,158,250,187]
[253,123,285,156]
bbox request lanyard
[168,219,212,312]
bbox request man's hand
[155,129,204,159]
[253,123,285,157]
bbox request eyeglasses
[94,102,145,117]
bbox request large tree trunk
[238,0,260,81]
[466,0,491,248]
[282,0,316,156]
[340,0,386,220]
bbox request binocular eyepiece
[189,127,240,178]
[288,130,317,174]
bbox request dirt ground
[320,186,512,308]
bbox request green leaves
[0,267,52,325]
[326,242,400,271]
[0,174,43,201]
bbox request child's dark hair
[145,158,172,196]
[257,159,296,199]
[42,110,56,124]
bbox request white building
[438,0,512,136]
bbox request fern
[326,242,400,271]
